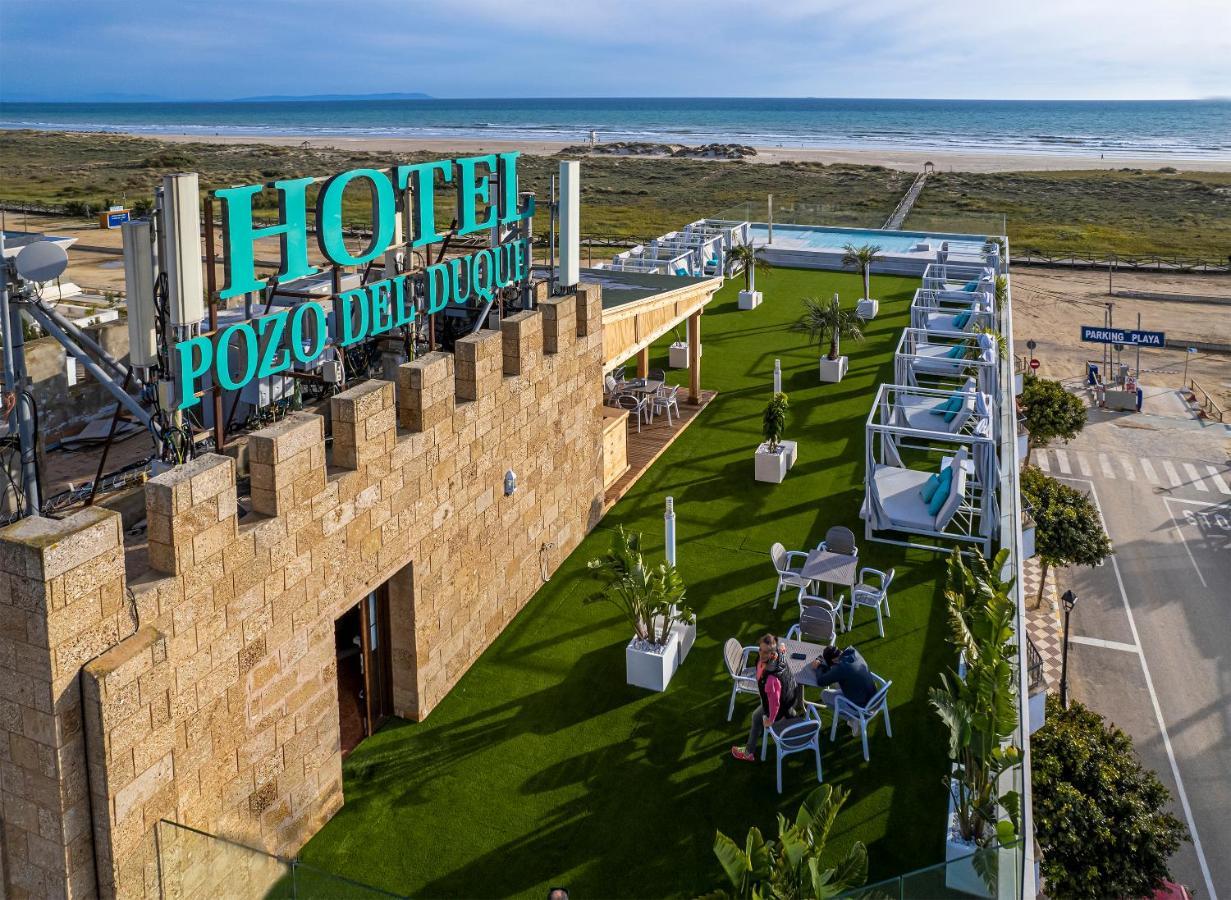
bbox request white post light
[773,358,782,395]
[664,496,676,566]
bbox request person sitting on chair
[730,634,802,762]
[811,644,876,730]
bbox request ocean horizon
[1,97,1229,159]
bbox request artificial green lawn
[297,267,954,898]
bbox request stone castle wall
[0,286,605,898]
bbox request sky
[1,0,1228,102]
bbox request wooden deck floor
[602,389,717,512]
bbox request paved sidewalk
[1021,556,1063,692]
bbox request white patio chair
[847,567,895,637]
[764,703,824,793]
[604,374,620,403]
[723,638,759,722]
[799,591,846,632]
[614,393,647,433]
[829,674,892,762]
[786,604,837,647]
[651,384,681,426]
[770,542,812,609]
[649,368,667,384]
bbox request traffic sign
[1080,325,1165,348]
[1026,339,1037,351]
[1029,358,1040,371]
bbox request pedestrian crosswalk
[1033,448,1231,495]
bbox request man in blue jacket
[812,644,877,730]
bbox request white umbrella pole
[773,359,782,395]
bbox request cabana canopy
[894,328,1000,396]
[910,287,996,334]
[862,383,999,554]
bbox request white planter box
[945,803,992,897]
[668,341,701,369]
[1021,519,1036,560]
[626,632,680,692]
[1016,431,1028,466]
[738,290,763,310]
[944,783,1016,898]
[1013,372,1024,396]
[856,298,878,319]
[651,613,697,662]
[754,439,796,484]
[818,355,848,383]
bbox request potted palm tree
[842,242,882,319]
[931,551,1022,898]
[754,392,794,483]
[791,293,865,383]
[728,241,771,310]
[586,526,694,692]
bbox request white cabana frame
[861,386,999,555]
[921,260,996,294]
[872,380,993,444]
[909,288,996,334]
[894,328,1000,397]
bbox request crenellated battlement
[0,285,606,898]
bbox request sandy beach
[148,132,1231,174]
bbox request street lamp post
[1060,589,1078,709]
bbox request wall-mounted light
[504,469,517,497]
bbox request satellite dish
[15,241,69,283]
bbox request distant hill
[231,92,433,103]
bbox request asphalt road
[1033,404,1229,899]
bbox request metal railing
[1026,636,1046,693]
[1186,379,1226,422]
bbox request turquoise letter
[370,279,394,335]
[290,302,328,365]
[334,288,371,347]
[390,275,416,328]
[216,178,318,299]
[425,263,451,314]
[218,322,258,391]
[395,161,453,248]
[455,155,498,237]
[315,169,396,267]
[173,335,214,410]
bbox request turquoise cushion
[962,280,979,292]
[953,310,971,328]
[930,395,961,416]
[920,473,941,503]
[943,397,965,423]
[928,467,954,515]
[945,345,966,358]
[674,267,688,276]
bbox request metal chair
[829,674,892,762]
[614,393,647,433]
[770,542,812,610]
[817,525,858,558]
[651,384,681,426]
[799,591,846,632]
[649,368,667,383]
[765,704,824,793]
[723,638,759,722]
[847,567,895,637]
[786,605,837,647]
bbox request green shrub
[1020,376,1086,451]
[1032,696,1188,899]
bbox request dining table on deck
[800,549,858,601]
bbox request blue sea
[1,98,1228,159]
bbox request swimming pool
[746,224,989,255]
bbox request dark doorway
[334,586,394,757]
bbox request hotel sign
[1080,326,1166,348]
[175,153,535,409]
